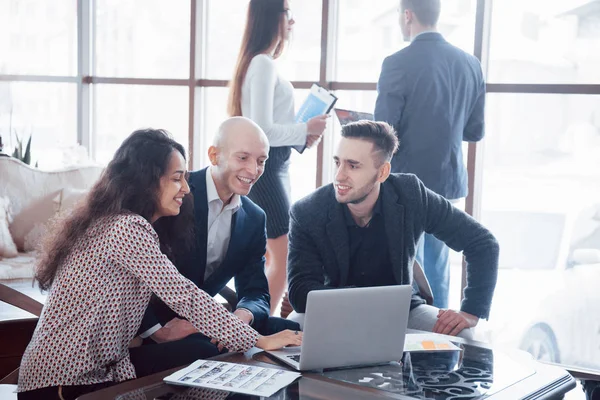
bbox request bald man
[135,118,300,374]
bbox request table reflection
[321,344,535,400]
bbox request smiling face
[209,119,269,200]
[154,150,190,222]
[333,137,389,205]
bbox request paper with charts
[163,360,301,397]
[403,333,462,352]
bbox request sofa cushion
[13,188,90,253]
[58,188,89,215]
[9,191,61,252]
[0,157,103,252]
[0,197,18,259]
[0,157,103,218]
[0,253,36,280]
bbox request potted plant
[11,131,33,165]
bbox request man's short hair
[401,0,441,26]
[341,120,399,165]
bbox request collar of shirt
[206,167,242,213]
[412,30,438,41]
[343,188,384,228]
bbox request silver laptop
[266,285,412,371]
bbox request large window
[479,94,600,370]
[488,0,600,84]
[0,0,77,170]
[0,82,77,170]
[2,0,600,379]
[204,0,248,81]
[94,85,189,164]
[334,0,477,81]
[95,0,191,79]
[205,0,322,81]
[0,0,77,76]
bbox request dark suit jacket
[374,32,485,199]
[139,168,271,333]
[287,174,499,319]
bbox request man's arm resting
[459,232,499,320]
[139,298,199,343]
[150,318,198,343]
[433,309,479,336]
[420,182,499,319]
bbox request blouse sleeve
[110,215,259,352]
[246,55,307,147]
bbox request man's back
[375,32,485,199]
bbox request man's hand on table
[433,309,479,336]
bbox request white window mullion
[77,0,94,160]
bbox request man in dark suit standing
[134,117,299,373]
[374,0,486,309]
[287,121,498,338]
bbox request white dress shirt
[140,168,245,339]
[204,167,242,279]
[241,53,307,147]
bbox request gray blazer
[374,32,485,199]
[287,174,499,319]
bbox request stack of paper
[164,360,301,397]
[403,333,462,352]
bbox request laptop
[266,285,412,371]
[334,108,374,126]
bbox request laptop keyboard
[287,354,301,363]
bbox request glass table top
[320,343,536,399]
[114,344,540,400]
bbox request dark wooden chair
[218,286,238,311]
[0,282,43,388]
[413,261,434,306]
[0,282,238,381]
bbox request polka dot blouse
[18,214,259,392]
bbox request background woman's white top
[241,54,307,147]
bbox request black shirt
[344,190,397,287]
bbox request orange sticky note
[437,343,450,350]
[421,341,436,350]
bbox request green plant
[5,108,35,166]
[12,133,33,165]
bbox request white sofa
[0,157,103,281]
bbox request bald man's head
[208,117,270,200]
[213,116,269,150]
